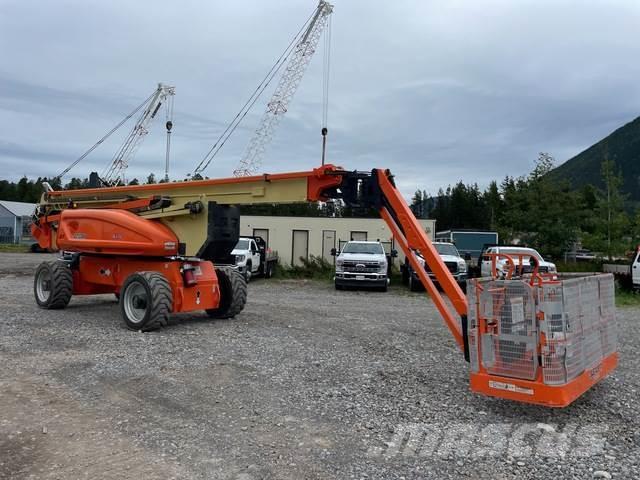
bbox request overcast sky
[1,0,639,197]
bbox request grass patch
[273,256,406,288]
[555,261,602,273]
[616,288,640,307]
[0,243,30,253]
[273,255,335,282]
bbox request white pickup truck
[480,246,557,278]
[333,241,390,292]
[402,242,468,292]
[231,236,278,282]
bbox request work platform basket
[466,274,618,407]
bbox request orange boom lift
[31,165,617,407]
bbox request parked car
[231,236,278,281]
[401,242,468,292]
[574,248,598,262]
[480,246,557,278]
[333,241,389,292]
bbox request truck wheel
[335,283,343,290]
[378,283,388,293]
[120,272,172,331]
[265,261,276,278]
[244,262,252,282]
[207,267,247,319]
[409,274,421,292]
[34,261,73,309]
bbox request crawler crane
[31,165,618,407]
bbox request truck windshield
[342,243,384,254]
[235,239,250,250]
[434,244,459,257]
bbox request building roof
[0,200,36,217]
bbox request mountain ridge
[549,116,640,202]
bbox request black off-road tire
[34,261,73,309]
[206,266,247,319]
[120,272,172,331]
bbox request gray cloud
[1,0,639,197]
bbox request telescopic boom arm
[33,164,467,351]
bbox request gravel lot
[1,252,639,479]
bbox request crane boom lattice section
[233,1,333,177]
[102,83,175,186]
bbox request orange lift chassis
[31,164,618,407]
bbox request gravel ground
[1,252,638,479]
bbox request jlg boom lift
[31,165,618,407]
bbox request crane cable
[322,14,332,130]
[192,6,319,177]
[54,90,157,181]
[320,14,332,165]
[164,93,174,182]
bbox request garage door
[292,230,309,266]
[322,230,336,262]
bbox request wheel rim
[123,281,148,324]
[36,268,52,302]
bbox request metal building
[0,200,36,244]
[239,215,436,266]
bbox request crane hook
[321,127,328,166]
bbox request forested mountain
[550,116,640,203]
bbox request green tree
[484,180,502,230]
[583,158,630,259]
[410,190,425,218]
[65,178,84,190]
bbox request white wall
[239,215,435,266]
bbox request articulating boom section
[318,168,468,353]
